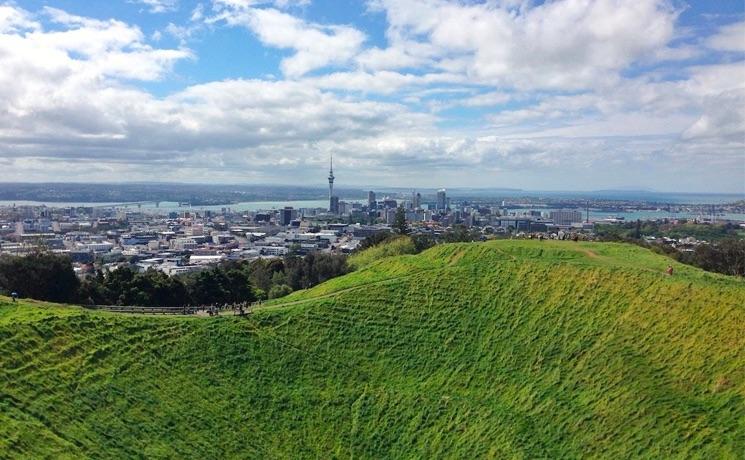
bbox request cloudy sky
[0,0,743,192]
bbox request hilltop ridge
[1,240,743,458]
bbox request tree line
[593,220,742,242]
[594,222,745,277]
[0,251,348,306]
[651,238,745,277]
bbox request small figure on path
[11,291,18,302]
[665,265,674,276]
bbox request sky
[0,0,743,192]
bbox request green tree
[0,251,79,303]
[411,234,435,253]
[692,238,745,276]
[392,206,409,235]
[268,284,293,299]
[359,231,393,250]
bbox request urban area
[1,159,744,283]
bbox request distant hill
[1,240,743,458]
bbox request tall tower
[328,154,336,212]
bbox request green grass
[347,235,416,270]
[1,240,743,458]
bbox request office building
[279,207,295,226]
[550,210,583,226]
[412,191,421,209]
[436,189,447,211]
[330,196,340,215]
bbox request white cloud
[355,44,432,71]
[0,4,39,32]
[706,21,745,52]
[213,0,310,8]
[682,89,745,143]
[307,70,462,94]
[458,91,511,108]
[132,0,179,14]
[368,0,680,90]
[0,7,433,178]
[212,3,365,77]
[685,62,745,96]
[191,3,205,21]
[0,2,743,191]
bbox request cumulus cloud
[0,3,39,32]
[212,2,365,77]
[0,5,190,149]
[0,1,743,191]
[367,0,680,90]
[0,5,432,179]
[682,89,745,143]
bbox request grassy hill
[1,240,743,458]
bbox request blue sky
[0,0,743,192]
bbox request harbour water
[0,192,743,221]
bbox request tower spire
[328,153,336,212]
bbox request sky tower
[328,154,335,200]
[328,154,338,214]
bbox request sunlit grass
[1,240,743,458]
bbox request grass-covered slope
[1,240,743,458]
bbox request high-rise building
[385,208,397,224]
[279,207,294,226]
[330,196,340,215]
[368,191,376,208]
[413,191,421,209]
[436,189,447,211]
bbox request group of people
[197,301,256,317]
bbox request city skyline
[0,1,743,192]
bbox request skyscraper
[368,190,376,208]
[436,189,447,211]
[413,191,421,209]
[279,207,294,226]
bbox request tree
[411,233,435,253]
[692,238,745,276]
[392,206,409,235]
[0,251,79,303]
[359,231,393,250]
[268,284,293,299]
[443,225,478,243]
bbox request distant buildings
[368,191,376,208]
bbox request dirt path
[581,249,599,258]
